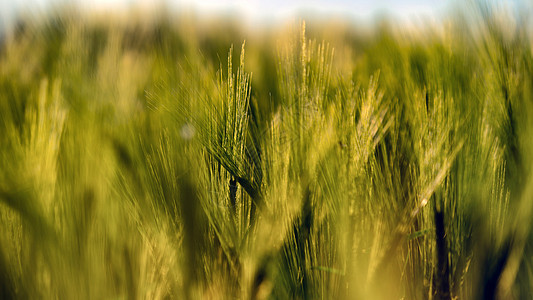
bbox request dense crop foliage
[1,3,533,299]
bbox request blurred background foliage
[1,1,533,299]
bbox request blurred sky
[0,0,529,33]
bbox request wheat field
[1,2,533,299]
